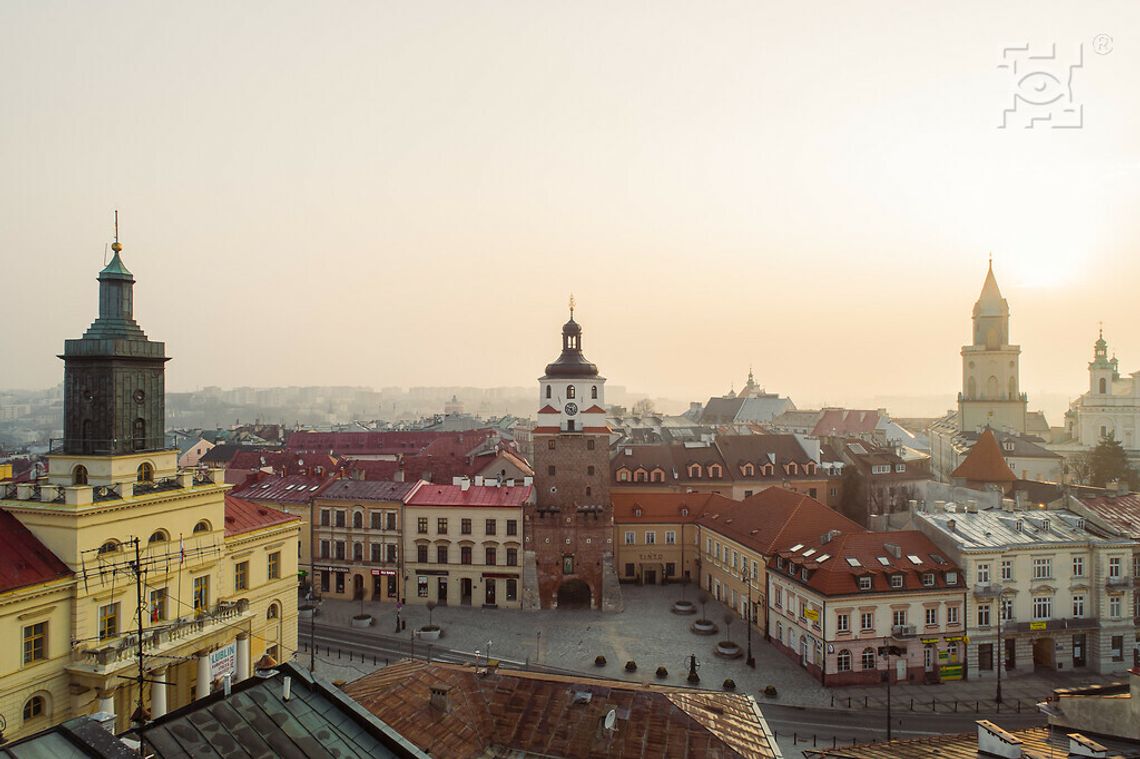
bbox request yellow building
[611,492,723,585]
[0,235,300,738]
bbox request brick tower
[523,300,622,611]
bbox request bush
[723,678,736,691]
[420,624,440,632]
[595,655,607,667]
[656,666,668,679]
[625,661,637,672]
[763,685,778,698]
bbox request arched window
[267,602,280,620]
[861,647,876,670]
[1099,377,1107,394]
[546,385,552,399]
[137,462,154,482]
[634,469,647,483]
[986,375,999,400]
[1008,376,1017,399]
[132,418,147,451]
[967,376,977,399]
[650,468,665,483]
[709,464,722,479]
[352,511,363,529]
[762,463,775,477]
[353,543,363,562]
[193,520,211,534]
[148,530,168,544]
[566,385,576,399]
[23,694,46,722]
[687,463,702,479]
[837,649,852,672]
[617,469,630,482]
[787,462,798,475]
[742,463,754,477]
[591,386,598,399]
[73,465,88,485]
[98,540,119,555]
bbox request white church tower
[958,260,1028,434]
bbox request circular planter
[625,661,637,673]
[595,655,607,667]
[690,619,719,635]
[672,600,697,615]
[351,614,373,629]
[763,685,778,698]
[723,678,736,691]
[418,626,441,641]
[714,641,743,659]
[655,666,669,679]
[298,606,317,620]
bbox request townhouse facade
[612,492,723,585]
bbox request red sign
[372,568,397,576]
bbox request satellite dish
[550,486,557,494]
[604,709,616,731]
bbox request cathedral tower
[524,301,621,611]
[958,260,1027,434]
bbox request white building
[1065,330,1140,457]
[915,502,1136,676]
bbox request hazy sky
[3,1,1139,422]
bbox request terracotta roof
[287,430,498,457]
[713,434,820,478]
[405,483,533,508]
[773,530,959,596]
[611,444,730,483]
[344,660,779,759]
[581,405,607,414]
[1077,492,1140,539]
[537,405,560,415]
[612,492,726,522]
[696,488,863,556]
[315,479,416,502]
[812,408,881,437]
[224,495,301,537]
[0,509,72,592]
[229,474,332,503]
[803,724,1136,759]
[951,428,1016,483]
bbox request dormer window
[708,464,723,479]
[762,463,775,477]
[806,463,816,475]
[650,468,666,483]
[776,557,785,569]
[634,468,648,482]
[890,574,903,589]
[787,462,798,475]
[617,468,630,482]
[801,568,809,581]
[742,463,755,477]
[858,576,872,591]
[922,573,935,587]
[946,571,958,585]
[1002,441,1014,452]
[687,463,703,479]
[633,507,643,517]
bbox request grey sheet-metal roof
[916,506,1136,551]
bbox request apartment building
[613,492,724,585]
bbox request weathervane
[112,210,122,254]
[568,293,575,319]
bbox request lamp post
[879,645,901,741]
[995,597,1004,704]
[741,567,755,668]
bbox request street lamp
[741,567,755,668]
[995,596,1004,704]
[878,645,903,741]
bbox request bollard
[831,694,835,708]
[794,732,797,744]
[932,698,936,712]
[1017,700,1021,713]
[373,654,377,665]
[954,701,958,713]
[975,701,979,712]
[813,735,817,747]
[848,697,852,708]
[864,696,868,708]
[909,698,914,711]
[832,736,837,749]
[338,648,342,659]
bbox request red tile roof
[952,428,1016,483]
[406,482,533,508]
[612,492,726,522]
[581,405,607,414]
[224,495,301,537]
[537,405,560,415]
[1076,492,1140,539]
[697,488,863,556]
[229,474,332,503]
[287,430,499,457]
[811,408,881,437]
[0,510,72,592]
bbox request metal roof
[916,506,1136,551]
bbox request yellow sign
[1030,621,1047,631]
[805,609,819,621]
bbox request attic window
[802,548,816,558]
[922,573,935,587]
[846,557,862,567]
[890,574,903,588]
[801,568,809,581]
[907,555,923,565]
[817,554,831,563]
[858,576,872,590]
[877,557,890,566]
[789,544,804,552]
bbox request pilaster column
[196,651,211,699]
[151,667,168,718]
[97,687,116,719]
[236,634,250,683]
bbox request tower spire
[112,210,122,253]
[568,293,575,320]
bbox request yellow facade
[312,494,403,602]
[614,523,700,584]
[699,528,766,632]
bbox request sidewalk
[303,585,1131,712]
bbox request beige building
[612,492,723,585]
[403,479,532,608]
[311,479,413,602]
[0,238,300,739]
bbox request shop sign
[1029,621,1047,631]
[209,643,236,680]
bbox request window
[234,561,249,591]
[546,385,552,399]
[774,587,782,608]
[387,512,397,530]
[320,571,329,592]
[149,588,167,622]
[350,541,361,562]
[437,545,448,564]
[922,573,935,587]
[1109,596,1121,618]
[268,552,281,579]
[485,519,497,535]
[417,545,428,563]
[1033,558,1052,580]
[99,602,120,639]
[979,643,994,671]
[977,563,990,583]
[267,602,280,620]
[23,695,45,721]
[587,438,595,451]
[836,613,849,632]
[23,622,47,664]
[507,548,518,566]
[586,465,595,476]
[548,439,556,450]
[892,610,907,627]
[860,611,874,630]
[320,509,331,527]
[461,546,472,565]
[645,531,656,545]
[567,385,576,399]
[98,540,119,555]
[193,576,210,613]
[862,647,876,670]
[193,519,211,534]
[418,576,428,597]
[319,540,330,559]
[437,518,448,534]
[136,461,153,482]
[947,606,959,625]
[1032,596,1052,621]
[506,519,518,536]
[1072,555,1085,577]
[73,465,88,485]
[334,540,345,560]
[665,530,676,545]
[417,517,428,534]
[1112,635,1124,662]
[837,649,852,672]
[334,510,345,528]
[1001,560,1012,581]
[624,531,635,545]
[625,562,635,577]
[371,543,382,563]
[858,576,872,590]
[507,579,518,601]
[925,608,938,626]
[563,555,574,574]
[591,385,598,399]
[1108,557,1122,578]
[890,574,903,589]
[486,547,497,566]
[548,465,556,476]
[946,571,958,586]
[371,512,383,530]
[461,519,472,535]
[978,604,991,627]
[387,544,397,563]
[1072,594,1085,618]
[352,511,363,529]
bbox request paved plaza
[302,583,1129,714]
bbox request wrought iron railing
[49,437,175,455]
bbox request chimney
[884,543,902,559]
[430,685,451,713]
[947,519,956,532]
[460,477,471,492]
[394,465,405,483]
[475,475,484,487]
[966,500,977,513]
[976,720,1022,759]
[934,500,946,513]
[283,676,292,702]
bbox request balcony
[973,583,1003,598]
[891,624,917,639]
[1106,576,1132,589]
[69,599,252,676]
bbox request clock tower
[524,301,622,611]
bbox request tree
[838,466,866,525]
[632,398,657,417]
[1088,434,1138,489]
[1066,451,1092,485]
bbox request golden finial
[568,293,575,319]
[111,210,122,253]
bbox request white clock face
[564,402,578,416]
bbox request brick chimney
[430,685,451,713]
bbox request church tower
[524,300,622,611]
[958,260,1027,434]
[1088,328,1117,397]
